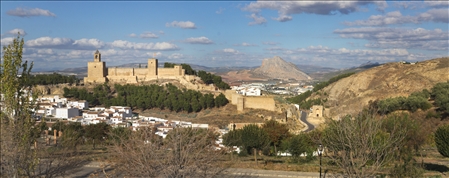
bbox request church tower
[84,50,107,83]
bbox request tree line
[369,81,449,115]
[164,62,196,75]
[29,73,79,85]
[196,70,230,90]
[63,83,229,112]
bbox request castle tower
[147,58,158,76]
[84,50,107,83]
[94,50,101,62]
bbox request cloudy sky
[1,1,448,71]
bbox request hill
[251,56,311,80]
[312,57,449,118]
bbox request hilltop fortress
[84,50,195,84]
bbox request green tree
[240,124,270,164]
[435,124,449,157]
[85,122,111,149]
[0,34,40,177]
[262,120,291,156]
[285,134,314,162]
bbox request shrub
[434,124,449,157]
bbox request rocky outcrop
[251,56,311,80]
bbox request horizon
[1,1,448,71]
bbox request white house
[55,108,79,119]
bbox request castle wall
[134,68,148,77]
[243,96,276,111]
[158,68,180,76]
[108,68,134,76]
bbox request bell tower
[84,50,107,83]
[94,49,101,62]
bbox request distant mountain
[251,56,311,80]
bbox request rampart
[224,90,277,112]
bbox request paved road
[68,162,326,178]
[300,111,315,132]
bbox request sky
[1,1,448,71]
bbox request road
[300,111,315,132]
[68,162,325,178]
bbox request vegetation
[163,62,230,90]
[369,81,449,115]
[197,70,230,90]
[164,62,196,75]
[322,112,414,178]
[434,124,449,157]
[63,83,229,112]
[110,127,226,177]
[1,34,85,177]
[28,73,79,85]
[287,72,355,109]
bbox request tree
[322,112,409,178]
[110,127,227,177]
[435,124,449,157]
[1,34,85,177]
[262,120,291,155]
[284,134,314,162]
[240,124,270,164]
[0,34,40,177]
[85,122,111,149]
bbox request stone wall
[225,90,277,112]
[243,96,276,111]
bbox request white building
[55,107,79,119]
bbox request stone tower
[84,50,107,83]
[147,58,158,76]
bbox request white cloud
[248,13,266,26]
[7,7,56,17]
[184,37,213,44]
[7,29,27,36]
[272,15,292,22]
[73,38,105,49]
[418,8,449,23]
[1,37,15,46]
[166,21,196,29]
[235,42,258,47]
[334,27,448,50]
[140,32,159,39]
[344,11,418,26]
[222,48,240,55]
[37,49,54,55]
[425,1,449,8]
[168,53,184,59]
[128,33,137,38]
[111,40,179,51]
[25,37,73,47]
[344,9,448,26]
[243,1,387,22]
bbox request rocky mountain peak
[252,56,311,80]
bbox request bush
[434,124,449,157]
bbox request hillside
[251,56,311,80]
[312,57,449,118]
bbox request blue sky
[1,1,448,71]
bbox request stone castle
[84,50,192,84]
